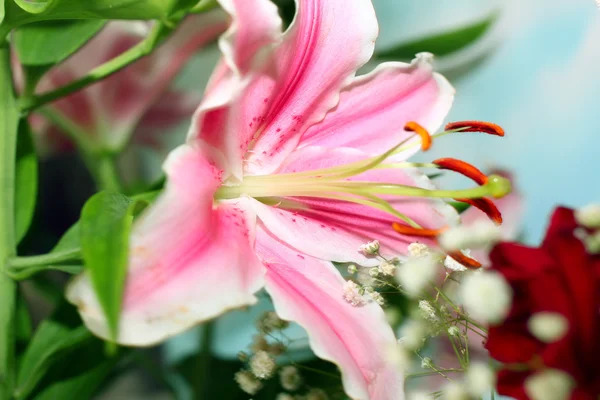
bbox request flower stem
[193,322,214,400]
[7,248,82,269]
[0,39,19,400]
[18,22,172,113]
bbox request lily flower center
[215,122,511,229]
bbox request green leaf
[79,192,149,342]
[32,339,121,400]
[11,0,186,19]
[376,12,498,60]
[449,201,472,214]
[14,120,38,244]
[1,0,5,24]
[14,303,93,400]
[14,19,106,66]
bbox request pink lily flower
[29,10,228,154]
[68,0,510,398]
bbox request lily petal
[250,146,457,266]
[193,0,379,177]
[67,144,264,345]
[300,56,455,159]
[244,0,380,175]
[256,228,404,400]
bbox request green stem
[7,249,82,269]
[194,322,214,400]
[190,0,219,13]
[0,40,19,400]
[88,154,123,193]
[39,108,123,192]
[18,22,172,113]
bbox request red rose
[485,207,600,399]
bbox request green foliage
[14,120,37,244]
[376,12,498,60]
[79,191,149,343]
[14,303,93,399]
[450,201,472,214]
[32,340,120,400]
[10,0,184,19]
[14,19,106,66]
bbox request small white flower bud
[420,357,433,369]
[443,382,469,400]
[305,388,329,400]
[583,230,600,254]
[439,220,501,251]
[575,204,600,228]
[249,350,276,379]
[399,319,427,350]
[418,300,437,320]
[525,369,574,400]
[256,311,289,333]
[369,267,380,277]
[396,255,438,297]
[447,326,460,337]
[444,253,468,272]
[235,370,263,395]
[408,392,434,400]
[359,240,380,255]
[465,362,496,397]
[528,312,569,343]
[460,271,512,324]
[342,280,366,307]
[408,242,430,258]
[347,264,357,274]
[276,394,295,400]
[378,261,397,276]
[369,291,385,306]
[279,365,302,391]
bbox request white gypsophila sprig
[358,239,380,255]
[438,220,501,251]
[234,370,263,395]
[460,270,512,324]
[527,312,569,343]
[279,365,302,391]
[574,203,600,228]
[525,369,574,400]
[465,362,496,397]
[342,280,366,307]
[249,350,276,379]
[396,255,438,298]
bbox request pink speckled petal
[67,144,264,345]
[250,146,457,266]
[256,228,404,400]
[300,56,455,160]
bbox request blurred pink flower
[26,10,228,155]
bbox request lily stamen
[432,158,489,186]
[445,120,505,137]
[454,197,503,225]
[404,121,432,151]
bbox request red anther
[447,251,482,269]
[454,197,503,225]
[392,222,447,237]
[445,120,505,137]
[432,158,488,185]
[405,121,432,151]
